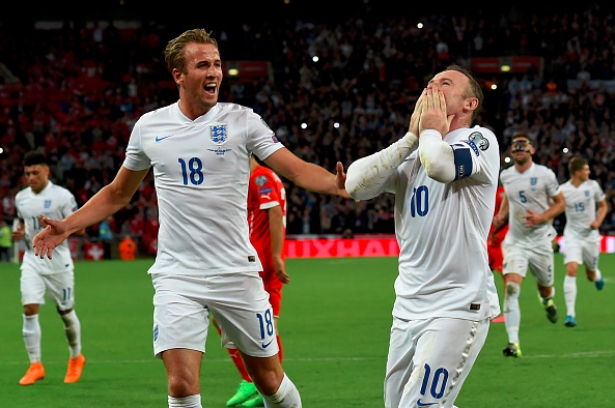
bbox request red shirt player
[489,183,508,323]
[213,156,289,407]
[488,183,508,275]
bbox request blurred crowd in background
[1,2,615,255]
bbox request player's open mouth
[204,83,216,94]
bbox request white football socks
[168,394,201,408]
[564,275,577,317]
[61,310,82,359]
[503,282,521,343]
[23,314,42,363]
[262,374,302,408]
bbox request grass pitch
[0,254,614,407]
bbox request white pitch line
[2,351,614,366]
[521,350,615,359]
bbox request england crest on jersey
[210,124,227,145]
[530,177,537,185]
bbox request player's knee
[505,282,520,297]
[167,374,199,397]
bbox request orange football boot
[19,362,45,385]
[64,354,86,383]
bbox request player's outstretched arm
[265,148,350,198]
[33,166,149,259]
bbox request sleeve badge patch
[469,131,490,151]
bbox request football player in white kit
[345,65,501,408]
[559,157,607,328]
[32,29,349,408]
[12,151,86,385]
[492,133,566,357]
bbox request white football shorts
[20,268,75,311]
[563,237,600,270]
[151,271,278,359]
[384,317,490,408]
[502,241,555,286]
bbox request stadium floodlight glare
[312,56,319,63]
[490,84,498,90]
[334,122,340,128]
[504,157,511,163]
[563,147,569,153]
[228,68,239,76]
[301,122,307,129]
[0,147,3,154]
[500,64,511,72]
[417,22,424,29]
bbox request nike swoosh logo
[417,400,437,407]
[155,135,172,142]
[261,339,274,348]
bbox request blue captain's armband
[451,143,473,180]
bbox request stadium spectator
[11,151,86,385]
[345,65,501,408]
[493,133,566,358]
[1,3,615,238]
[31,28,349,408]
[559,157,607,328]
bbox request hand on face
[418,88,454,137]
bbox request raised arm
[33,166,149,259]
[344,91,425,200]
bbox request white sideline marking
[522,350,615,359]
[3,351,615,366]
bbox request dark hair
[23,151,48,167]
[511,132,533,144]
[568,157,588,174]
[444,64,483,122]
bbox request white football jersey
[500,163,560,246]
[123,102,283,275]
[560,179,605,242]
[15,181,78,274]
[383,126,501,321]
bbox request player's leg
[501,244,526,357]
[529,244,558,323]
[563,239,582,327]
[210,273,300,408]
[583,241,604,290]
[211,315,257,407]
[385,317,490,408]
[152,273,209,408]
[239,280,284,408]
[47,272,85,382]
[19,270,46,385]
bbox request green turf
[0,254,614,407]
